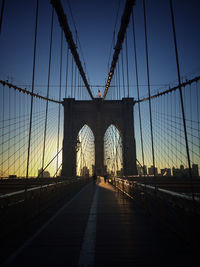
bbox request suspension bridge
[0,0,200,265]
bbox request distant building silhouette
[172,164,199,177]
[137,164,147,175]
[148,166,158,176]
[172,167,181,176]
[180,165,184,172]
[192,164,199,176]
[137,165,143,175]
[143,165,147,175]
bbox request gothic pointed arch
[76,124,95,176]
[104,124,123,176]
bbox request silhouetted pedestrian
[92,173,97,184]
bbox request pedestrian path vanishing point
[2,177,196,266]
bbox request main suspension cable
[51,0,93,99]
[103,0,136,99]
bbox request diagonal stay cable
[136,75,200,103]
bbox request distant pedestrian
[104,174,108,183]
[98,89,101,98]
[92,173,97,184]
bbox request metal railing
[0,177,91,238]
[110,177,200,245]
[111,177,200,211]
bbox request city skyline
[137,163,199,177]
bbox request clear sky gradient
[0,0,200,99]
[0,0,200,177]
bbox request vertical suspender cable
[57,30,63,174]
[65,45,69,98]
[74,31,77,98]
[125,34,130,98]
[0,0,5,34]
[116,63,118,99]
[113,63,116,100]
[143,0,156,176]
[80,79,82,100]
[121,51,126,98]
[74,66,77,99]
[115,71,118,100]
[117,61,121,99]
[132,11,145,174]
[8,87,10,176]
[26,0,39,180]
[79,73,81,99]
[19,92,21,176]
[113,31,116,99]
[74,61,76,98]
[71,55,74,97]
[77,72,79,99]
[169,0,194,202]
[14,89,16,174]
[196,82,200,157]
[2,85,4,176]
[189,84,193,163]
[42,7,54,176]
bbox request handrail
[0,178,78,200]
[112,177,199,202]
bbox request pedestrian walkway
[1,178,196,266]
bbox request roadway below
[0,177,197,266]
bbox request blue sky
[0,0,199,176]
[0,0,199,99]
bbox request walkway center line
[78,185,99,266]
[2,182,91,266]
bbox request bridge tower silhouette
[62,98,137,177]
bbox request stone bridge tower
[61,98,137,177]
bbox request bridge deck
[1,178,196,266]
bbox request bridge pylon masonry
[61,98,137,178]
